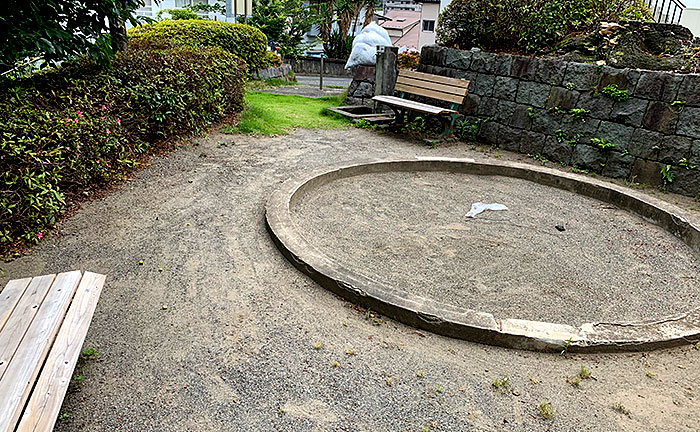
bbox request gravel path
[1,127,699,431]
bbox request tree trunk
[109,16,128,53]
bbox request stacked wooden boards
[0,271,105,432]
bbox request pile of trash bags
[344,23,392,69]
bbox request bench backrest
[394,70,470,106]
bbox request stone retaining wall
[284,56,354,77]
[419,45,700,196]
[344,66,376,106]
[254,64,293,80]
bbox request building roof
[379,10,421,31]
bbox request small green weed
[312,341,324,350]
[591,137,615,150]
[571,166,591,174]
[569,108,590,120]
[80,348,100,360]
[661,164,675,187]
[560,337,573,355]
[579,365,592,379]
[354,119,377,130]
[601,84,630,102]
[59,413,70,421]
[645,370,655,378]
[435,385,444,395]
[538,402,555,419]
[567,376,580,387]
[528,107,535,119]
[612,402,630,416]
[679,158,697,170]
[565,82,575,91]
[492,376,510,394]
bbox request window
[422,20,435,32]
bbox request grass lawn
[224,92,349,135]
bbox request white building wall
[418,3,439,49]
[681,8,700,37]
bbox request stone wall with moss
[419,44,700,195]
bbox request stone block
[498,125,522,151]
[477,97,500,117]
[603,151,635,179]
[469,52,496,73]
[628,128,664,159]
[419,44,446,66]
[677,106,700,139]
[598,66,640,91]
[493,76,519,101]
[516,81,550,108]
[531,108,561,134]
[510,104,533,129]
[667,167,700,196]
[354,82,374,98]
[495,100,517,123]
[455,70,477,82]
[460,93,481,116]
[610,97,649,127]
[545,87,580,110]
[643,101,679,134]
[634,71,683,102]
[571,144,606,171]
[510,56,536,80]
[354,65,376,81]
[559,117,601,143]
[596,121,635,152]
[629,158,662,186]
[677,74,700,107]
[477,120,501,145]
[445,48,472,70]
[576,92,614,119]
[519,130,546,155]
[689,139,700,164]
[542,136,573,165]
[494,54,514,76]
[534,58,567,86]
[473,73,496,97]
[563,63,599,91]
[657,135,692,164]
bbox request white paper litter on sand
[465,202,508,218]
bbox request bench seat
[372,95,457,116]
[0,271,105,432]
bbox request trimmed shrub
[156,8,201,20]
[0,41,246,250]
[438,0,652,54]
[128,19,269,71]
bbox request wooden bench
[0,271,105,432]
[372,70,470,137]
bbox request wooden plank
[396,75,470,97]
[372,96,452,115]
[0,271,81,432]
[0,278,33,332]
[0,275,56,381]
[400,70,470,88]
[395,82,466,104]
[373,95,456,115]
[17,272,105,432]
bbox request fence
[645,0,686,24]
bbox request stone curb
[265,157,700,352]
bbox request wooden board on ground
[0,271,105,432]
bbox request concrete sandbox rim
[265,157,700,352]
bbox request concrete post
[374,46,398,97]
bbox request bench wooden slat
[396,75,470,98]
[17,272,105,432]
[400,70,470,88]
[0,278,33,332]
[0,271,81,432]
[0,275,56,381]
[373,95,456,115]
[394,82,466,104]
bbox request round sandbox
[266,158,700,352]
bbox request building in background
[379,10,420,51]
[133,0,251,22]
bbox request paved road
[296,75,352,88]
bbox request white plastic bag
[345,23,392,69]
[465,202,509,218]
[344,42,376,69]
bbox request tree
[0,0,145,75]
[249,0,316,57]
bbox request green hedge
[0,41,246,250]
[128,20,269,72]
[438,0,652,54]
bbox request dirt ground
[1,127,699,431]
[293,170,700,326]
